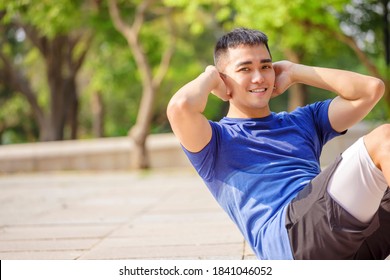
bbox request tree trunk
[288,84,305,112]
[108,0,175,169]
[92,91,104,137]
[36,33,88,141]
[131,137,150,169]
[129,85,156,169]
[64,77,79,140]
[284,49,305,111]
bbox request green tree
[78,2,142,139]
[107,0,176,169]
[0,0,92,141]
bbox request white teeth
[249,88,266,93]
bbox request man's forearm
[168,70,218,115]
[291,64,384,101]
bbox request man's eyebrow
[235,61,252,68]
[235,59,272,68]
[261,58,272,63]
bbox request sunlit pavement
[0,168,255,260]
[1,169,388,260]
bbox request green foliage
[1,0,86,37]
[1,0,389,144]
[80,40,141,137]
[0,95,38,144]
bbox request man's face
[219,44,275,118]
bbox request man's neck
[226,106,271,119]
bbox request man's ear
[226,87,232,96]
[219,72,232,97]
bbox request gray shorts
[285,155,390,259]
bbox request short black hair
[214,27,271,66]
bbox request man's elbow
[370,78,385,102]
[166,96,190,124]
[166,99,178,123]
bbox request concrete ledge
[320,122,374,167]
[0,133,191,173]
[0,122,374,173]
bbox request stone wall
[0,134,190,173]
[0,122,375,173]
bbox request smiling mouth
[249,88,267,93]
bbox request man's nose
[252,70,264,83]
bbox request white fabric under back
[327,137,388,223]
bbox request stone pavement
[0,168,255,260]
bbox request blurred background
[0,0,389,171]
[0,0,389,261]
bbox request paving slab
[0,168,254,260]
[0,224,115,240]
[1,168,387,260]
[0,250,84,260]
[0,238,100,252]
[79,242,245,260]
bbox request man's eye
[239,67,250,72]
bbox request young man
[167,27,390,259]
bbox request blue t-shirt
[182,99,343,259]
